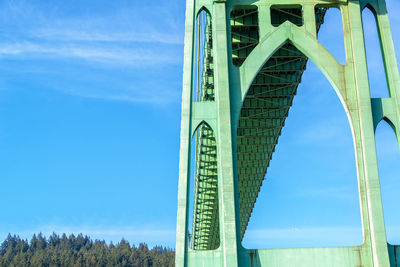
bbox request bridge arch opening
[362,5,390,98]
[236,40,363,248]
[375,119,400,245]
[187,121,220,250]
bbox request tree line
[0,233,174,267]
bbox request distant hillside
[0,233,174,267]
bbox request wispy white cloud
[33,28,183,45]
[0,1,184,105]
[0,0,184,64]
[62,86,181,105]
[0,42,181,66]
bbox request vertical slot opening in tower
[188,122,220,250]
[193,9,215,102]
[375,119,400,244]
[362,6,390,98]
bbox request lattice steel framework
[176,0,400,266]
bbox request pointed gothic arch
[235,30,360,243]
[239,23,345,114]
[382,117,397,134]
[196,6,211,17]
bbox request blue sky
[0,0,399,249]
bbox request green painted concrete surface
[176,0,400,266]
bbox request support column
[303,4,316,38]
[258,4,272,39]
[344,1,390,266]
[213,1,240,267]
[176,0,195,266]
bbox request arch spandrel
[239,23,346,112]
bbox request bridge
[176,0,400,266]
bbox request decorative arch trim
[373,115,397,134]
[360,0,378,13]
[371,98,399,133]
[196,6,211,17]
[382,117,397,133]
[363,3,378,16]
[191,120,217,140]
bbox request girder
[237,41,306,238]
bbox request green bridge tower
[175,0,400,266]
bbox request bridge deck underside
[237,42,308,237]
[237,7,326,240]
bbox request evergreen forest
[0,233,175,267]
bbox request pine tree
[0,233,175,267]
